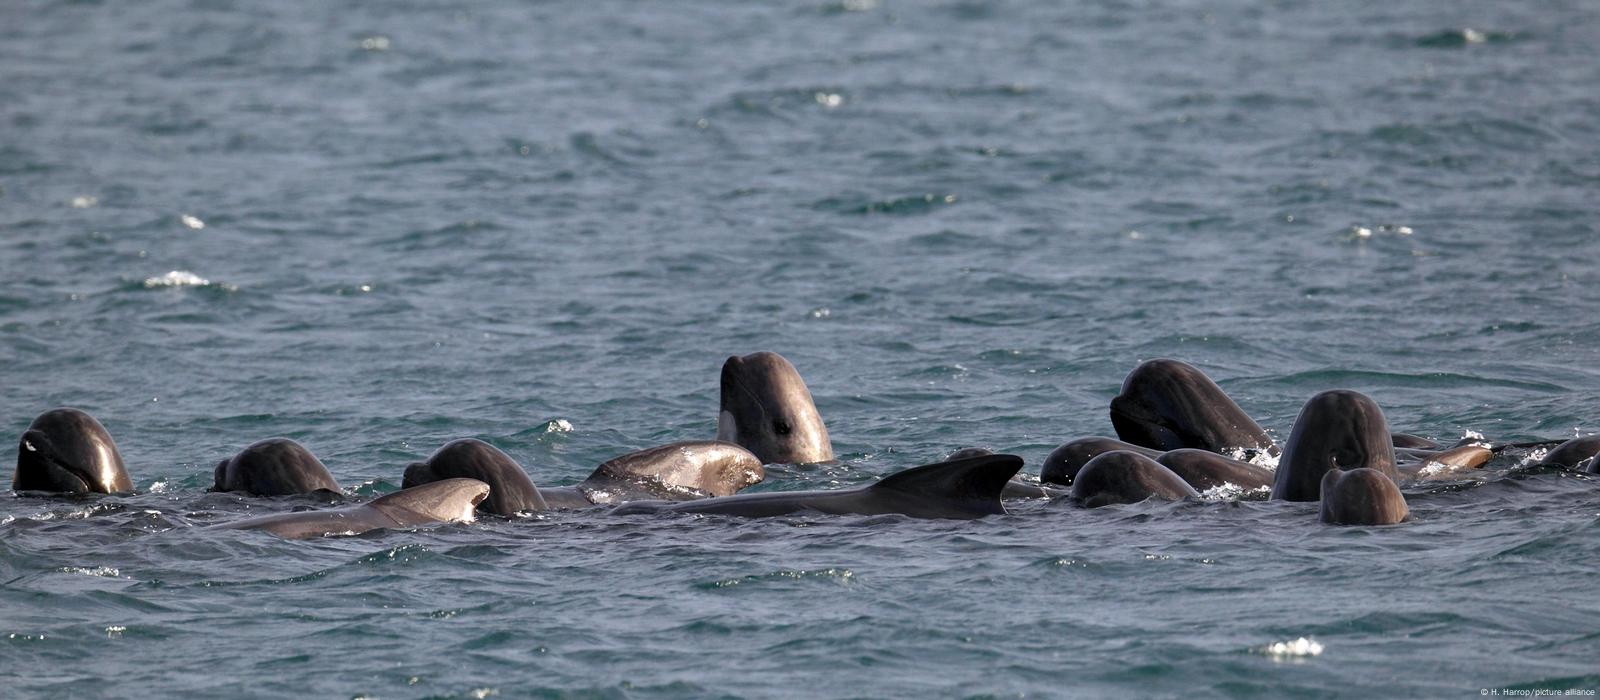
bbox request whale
[1271,390,1398,502]
[1391,433,1442,450]
[538,441,765,507]
[946,447,1067,499]
[13,408,133,495]
[212,438,340,496]
[1109,359,1277,461]
[403,439,548,516]
[1155,448,1274,491]
[1319,468,1408,525]
[717,351,833,465]
[1395,444,1493,480]
[404,439,764,512]
[611,453,1022,520]
[1070,450,1198,508]
[1039,437,1164,486]
[1535,436,1600,470]
[216,478,489,539]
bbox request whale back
[579,440,764,504]
[611,454,1023,520]
[403,438,546,515]
[1071,451,1199,508]
[213,438,340,496]
[1040,437,1163,486]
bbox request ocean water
[3,0,1600,696]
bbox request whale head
[1109,358,1277,460]
[1319,468,1408,525]
[1272,390,1397,502]
[13,408,133,495]
[716,352,833,465]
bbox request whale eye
[773,420,792,436]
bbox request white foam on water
[1418,461,1452,477]
[1224,447,1279,470]
[1258,637,1323,657]
[143,270,210,287]
[544,418,574,433]
[60,566,121,577]
[1519,447,1550,467]
[179,214,205,229]
[1199,483,1271,501]
[71,195,98,208]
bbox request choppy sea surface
[4,0,1600,697]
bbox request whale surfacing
[611,453,1022,520]
[717,351,833,465]
[1109,359,1277,461]
[1319,468,1408,525]
[217,478,489,539]
[403,439,547,516]
[13,408,133,495]
[1271,390,1397,502]
[213,438,340,496]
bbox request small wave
[812,192,959,216]
[703,568,855,589]
[1413,28,1516,48]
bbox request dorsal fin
[367,478,490,523]
[869,454,1024,517]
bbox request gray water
[3,0,1599,697]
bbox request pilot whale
[611,453,1022,520]
[945,447,1067,499]
[1070,451,1198,507]
[13,408,133,495]
[538,440,764,507]
[1271,390,1398,502]
[1155,449,1274,491]
[717,351,833,464]
[215,478,489,539]
[213,438,340,496]
[403,439,548,515]
[1319,468,1408,525]
[1040,437,1163,486]
[1110,359,1277,461]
